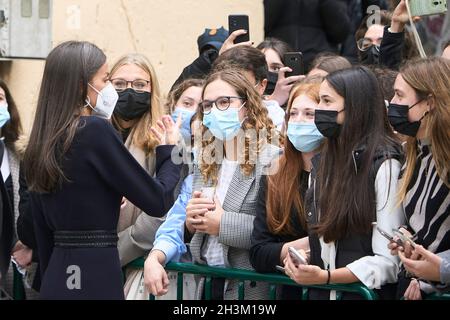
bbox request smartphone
[393,229,417,249]
[288,247,308,266]
[275,265,285,273]
[283,52,304,77]
[376,226,405,247]
[376,226,395,242]
[200,187,215,202]
[409,0,447,17]
[228,14,250,44]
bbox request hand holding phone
[283,52,304,77]
[393,229,417,249]
[376,225,416,249]
[376,225,407,247]
[186,191,214,230]
[228,14,250,44]
[288,247,308,266]
[408,0,447,17]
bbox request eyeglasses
[356,37,382,52]
[110,78,151,93]
[200,96,246,114]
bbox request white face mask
[85,83,119,119]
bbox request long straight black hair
[23,41,106,193]
[315,66,399,243]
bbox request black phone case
[284,52,304,77]
[228,15,250,44]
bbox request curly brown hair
[197,70,277,184]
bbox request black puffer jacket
[170,48,218,92]
[264,0,351,70]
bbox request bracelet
[326,269,331,285]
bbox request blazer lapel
[222,166,255,214]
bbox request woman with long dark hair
[284,66,404,299]
[23,41,180,300]
[250,78,323,299]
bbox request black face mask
[360,45,380,65]
[387,101,426,137]
[114,88,151,121]
[314,109,344,138]
[264,71,279,96]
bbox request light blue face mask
[287,122,324,153]
[172,107,196,140]
[0,102,11,128]
[203,103,245,141]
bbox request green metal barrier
[425,292,450,300]
[12,264,26,300]
[129,258,378,300]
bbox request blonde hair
[110,53,162,154]
[399,57,450,201]
[198,70,276,184]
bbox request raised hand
[219,30,253,55]
[269,67,305,106]
[150,115,182,146]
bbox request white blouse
[320,159,405,299]
[0,139,10,182]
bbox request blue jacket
[153,175,193,263]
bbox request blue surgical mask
[203,103,246,141]
[0,102,10,128]
[172,107,196,139]
[287,122,324,153]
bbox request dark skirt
[39,247,124,300]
